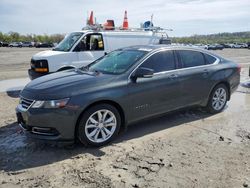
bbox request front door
[127,50,182,122]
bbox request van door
[73,33,105,68]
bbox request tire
[206,84,229,114]
[77,104,121,147]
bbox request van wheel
[77,104,121,147]
[206,84,228,114]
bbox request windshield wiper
[75,68,97,76]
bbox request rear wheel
[206,84,229,114]
[77,104,121,147]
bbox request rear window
[204,53,217,64]
[178,50,205,68]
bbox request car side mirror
[132,67,154,80]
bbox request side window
[204,53,217,64]
[140,51,175,73]
[75,34,104,51]
[178,50,205,68]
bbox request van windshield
[53,32,83,52]
[87,49,147,74]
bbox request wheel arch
[204,81,231,106]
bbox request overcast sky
[0,0,249,37]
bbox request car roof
[121,45,221,58]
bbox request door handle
[202,69,209,77]
[203,69,209,74]
[169,74,178,79]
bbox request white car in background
[9,42,22,48]
[232,43,247,48]
[193,43,208,49]
[22,42,34,47]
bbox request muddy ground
[0,48,250,187]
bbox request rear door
[128,50,182,121]
[176,50,212,106]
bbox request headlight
[32,98,70,109]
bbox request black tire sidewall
[77,104,121,147]
[207,84,229,114]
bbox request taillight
[237,64,241,74]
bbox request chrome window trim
[128,48,220,80]
[128,48,173,79]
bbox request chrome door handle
[169,74,178,79]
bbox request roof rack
[82,25,172,34]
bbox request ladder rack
[82,25,172,34]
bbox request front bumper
[16,104,78,141]
[28,69,49,80]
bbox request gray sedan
[16,45,240,146]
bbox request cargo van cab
[29,29,170,79]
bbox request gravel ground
[0,47,51,80]
[0,48,250,187]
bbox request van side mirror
[132,67,154,79]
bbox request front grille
[20,97,34,110]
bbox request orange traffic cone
[122,11,129,30]
[88,11,94,25]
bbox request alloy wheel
[212,87,227,111]
[85,109,117,143]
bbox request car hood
[21,69,117,100]
[32,50,67,59]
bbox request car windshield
[87,49,147,74]
[53,32,83,52]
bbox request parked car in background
[1,42,9,47]
[22,42,33,47]
[220,43,231,48]
[231,43,246,48]
[0,41,2,47]
[9,42,22,47]
[207,44,223,50]
[238,43,248,48]
[193,44,207,49]
[16,45,240,146]
[35,42,54,48]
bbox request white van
[29,29,170,79]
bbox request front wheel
[206,84,229,114]
[77,104,121,147]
